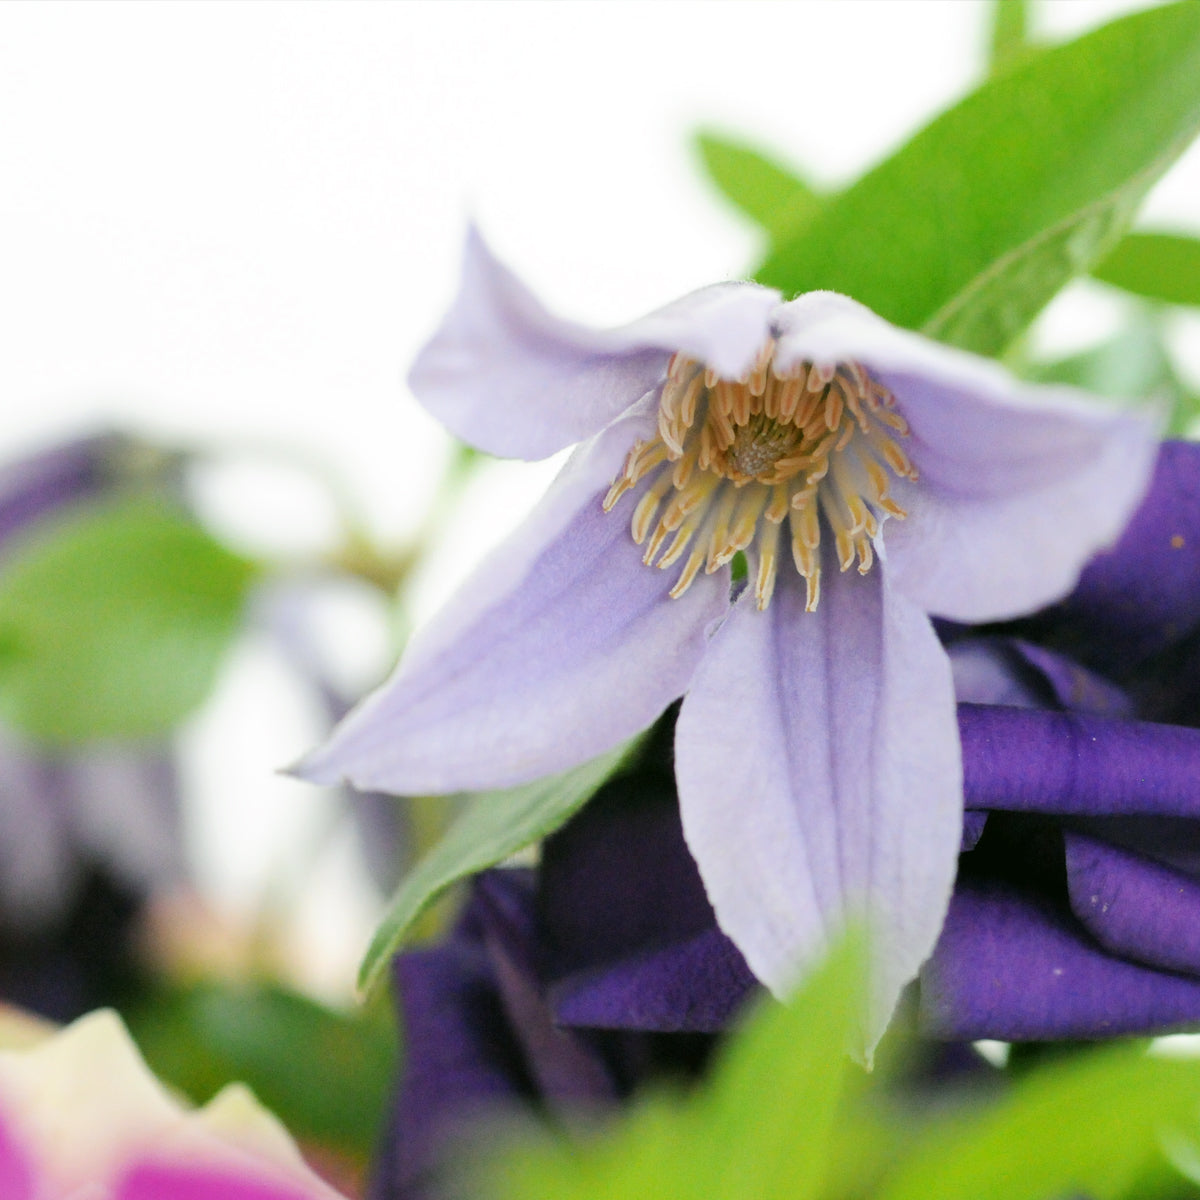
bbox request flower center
[602,339,917,611]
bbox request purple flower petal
[298,402,728,794]
[470,872,619,1106]
[960,704,1200,816]
[550,930,756,1034]
[538,767,756,1031]
[409,228,780,459]
[1026,440,1200,674]
[0,1110,34,1200]
[674,562,961,1054]
[772,290,1157,623]
[1065,832,1200,976]
[921,877,1200,1041]
[961,810,988,852]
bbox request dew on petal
[603,340,916,611]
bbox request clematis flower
[471,443,1200,1046]
[300,230,1156,1050]
[0,1008,347,1199]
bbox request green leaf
[694,129,820,241]
[1093,231,1200,307]
[757,1,1200,357]
[486,936,864,1200]
[1028,312,1199,435]
[126,981,395,1160]
[874,1043,1200,1200]
[0,498,255,741]
[988,0,1035,76]
[357,738,640,995]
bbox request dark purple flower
[369,851,715,1200]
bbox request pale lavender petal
[959,704,1200,816]
[772,290,1158,623]
[1065,832,1200,976]
[946,639,1047,708]
[409,227,780,459]
[0,1110,35,1200]
[298,402,728,794]
[921,878,1200,1041]
[675,561,961,1054]
[1007,640,1133,718]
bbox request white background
[1,0,1195,998]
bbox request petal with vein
[297,402,728,795]
[772,289,1158,622]
[675,561,961,1056]
[409,227,780,459]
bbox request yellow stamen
[605,343,914,609]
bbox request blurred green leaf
[488,936,864,1200]
[1028,313,1199,435]
[874,1043,1200,1200]
[988,0,1035,76]
[0,498,255,741]
[358,738,639,995]
[757,1,1200,357]
[694,129,821,241]
[1093,232,1200,308]
[127,981,394,1159]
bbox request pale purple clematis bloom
[300,230,1157,1051]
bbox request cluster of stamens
[602,340,917,611]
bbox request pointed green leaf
[0,498,255,741]
[1093,231,1200,308]
[758,2,1200,356]
[357,739,639,995]
[875,1043,1200,1200]
[694,129,820,241]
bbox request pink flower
[0,1009,347,1200]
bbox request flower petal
[921,877,1200,1041]
[409,228,781,459]
[674,561,961,1055]
[550,931,756,1034]
[773,290,1158,622]
[1023,439,1200,675]
[1065,832,1200,976]
[298,402,728,794]
[119,1164,318,1200]
[959,704,1200,816]
[0,1110,34,1200]
[540,769,756,1032]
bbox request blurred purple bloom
[369,861,714,1200]
[303,230,1154,1051]
[0,434,187,1019]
